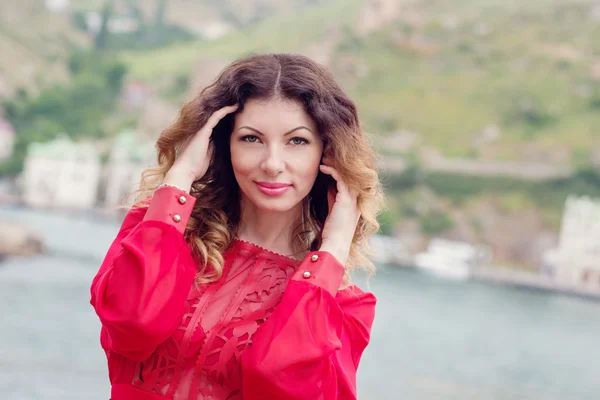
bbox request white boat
[369,235,412,266]
[415,238,492,280]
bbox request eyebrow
[236,126,313,136]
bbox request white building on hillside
[84,13,139,35]
[22,135,101,209]
[0,119,15,161]
[45,0,70,13]
[356,0,401,36]
[544,196,600,288]
[104,130,155,209]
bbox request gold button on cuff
[310,254,319,262]
[178,195,187,204]
[303,271,311,279]
[172,214,181,223]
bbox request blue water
[1,206,599,399]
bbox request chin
[246,189,302,213]
[252,197,299,213]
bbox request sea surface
[1,205,599,400]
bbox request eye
[241,135,260,143]
[290,137,309,145]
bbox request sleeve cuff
[291,251,346,295]
[143,186,196,234]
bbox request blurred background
[1,0,599,399]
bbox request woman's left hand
[318,161,360,266]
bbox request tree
[95,0,113,51]
[105,62,127,93]
[154,0,168,29]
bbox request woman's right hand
[164,104,239,190]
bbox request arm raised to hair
[90,186,197,361]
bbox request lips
[255,181,292,196]
[255,182,291,189]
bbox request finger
[205,104,239,130]
[327,185,336,215]
[320,164,350,197]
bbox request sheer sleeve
[241,251,376,399]
[90,186,198,361]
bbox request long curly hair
[135,53,384,284]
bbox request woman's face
[230,97,323,214]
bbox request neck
[236,196,303,258]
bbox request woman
[91,53,384,400]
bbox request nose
[260,145,285,176]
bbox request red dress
[90,186,376,400]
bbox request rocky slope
[0,0,89,98]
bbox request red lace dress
[90,186,376,400]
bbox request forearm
[318,242,351,268]
[91,186,198,360]
[163,167,196,192]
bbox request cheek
[230,147,253,176]
[292,148,322,180]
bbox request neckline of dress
[232,238,302,264]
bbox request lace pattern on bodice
[128,240,299,399]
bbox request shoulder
[336,283,376,304]
[335,284,376,323]
[336,284,377,356]
[120,196,152,230]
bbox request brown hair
[136,53,384,284]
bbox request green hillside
[0,0,89,98]
[119,0,362,79]
[119,0,600,164]
[1,0,599,267]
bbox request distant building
[356,0,400,36]
[45,0,70,13]
[544,196,600,288]
[104,130,154,209]
[22,135,101,209]
[0,119,15,161]
[196,21,234,41]
[84,12,139,35]
[120,81,153,112]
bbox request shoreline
[384,262,600,302]
[0,202,125,221]
[471,266,600,302]
[0,220,44,258]
[3,203,600,301]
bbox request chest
[133,251,298,398]
[175,254,296,360]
